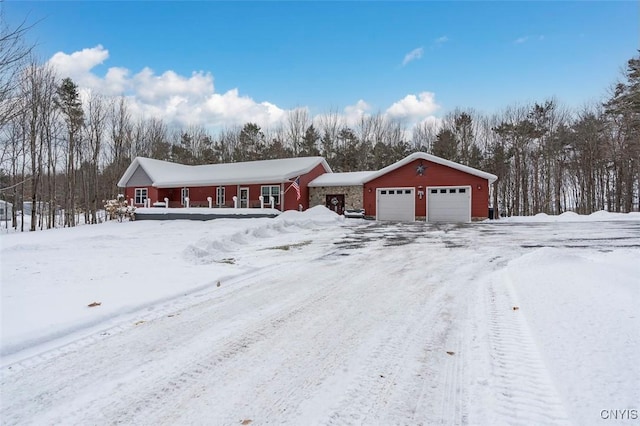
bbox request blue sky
[4,1,639,131]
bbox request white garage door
[427,186,471,223]
[377,188,415,221]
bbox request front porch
[134,207,281,221]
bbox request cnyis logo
[600,409,638,420]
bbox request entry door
[325,194,345,215]
[181,187,189,206]
[239,188,249,208]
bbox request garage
[362,152,497,222]
[376,187,415,221]
[427,186,471,223]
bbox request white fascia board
[119,157,331,188]
[364,152,498,184]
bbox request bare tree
[0,4,34,128]
[412,118,440,153]
[84,91,107,223]
[20,61,56,231]
[106,96,132,196]
[317,108,344,162]
[285,108,310,155]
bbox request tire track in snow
[324,288,446,426]
[481,272,571,426]
[323,239,489,426]
[3,220,600,425]
[28,279,338,426]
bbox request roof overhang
[118,156,332,188]
[363,152,498,184]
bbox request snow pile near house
[503,247,640,424]
[0,206,346,364]
[182,207,343,265]
[135,207,281,216]
[500,210,640,222]
[277,205,344,224]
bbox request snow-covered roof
[308,171,376,187]
[364,152,498,184]
[118,157,332,188]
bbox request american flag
[291,177,301,201]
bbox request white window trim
[134,188,148,205]
[216,187,225,206]
[261,185,280,206]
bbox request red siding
[283,163,328,211]
[239,184,282,208]
[362,159,491,219]
[125,186,158,206]
[123,161,329,211]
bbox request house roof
[363,152,498,184]
[308,171,376,187]
[118,156,332,188]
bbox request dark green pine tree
[300,125,321,157]
[55,78,84,227]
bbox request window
[181,188,189,206]
[431,189,437,194]
[440,189,447,193]
[261,185,280,205]
[389,190,395,194]
[405,190,412,194]
[381,190,387,195]
[135,188,148,205]
[459,188,466,193]
[449,188,456,193]
[216,187,225,206]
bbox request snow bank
[135,207,281,216]
[500,211,640,223]
[504,247,640,423]
[277,205,344,223]
[0,207,346,364]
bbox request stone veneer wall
[309,186,364,210]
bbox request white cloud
[47,46,286,130]
[133,68,214,103]
[49,45,109,89]
[343,100,371,125]
[514,36,529,44]
[402,47,424,66]
[49,45,108,75]
[47,46,441,136]
[385,92,440,122]
[434,36,449,46]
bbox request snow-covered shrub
[104,196,136,222]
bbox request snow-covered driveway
[2,213,639,425]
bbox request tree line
[1,18,638,231]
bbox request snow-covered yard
[1,208,639,425]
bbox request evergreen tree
[300,125,321,156]
[55,77,83,227]
[432,129,458,161]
